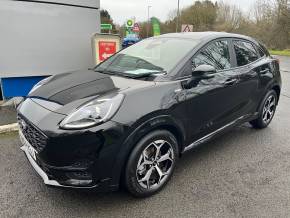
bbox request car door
[230,39,262,116]
[249,42,278,108]
[179,39,256,143]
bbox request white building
[0,0,100,99]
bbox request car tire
[124,130,179,198]
[250,90,278,129]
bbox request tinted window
[192,40,231,71]
[233,40,259,66]
[256,45,266,57]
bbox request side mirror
[184,64,216,89]
[192,64,216,78]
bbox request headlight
[29,76,52,94]
[60,94,124,129]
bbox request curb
[0,123,19,134]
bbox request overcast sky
[101,0,255,25]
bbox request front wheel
[124,130,179,197]
[250,90,278,129]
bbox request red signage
[98,41,117,61]
[133,23,140,32]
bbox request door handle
[260,68,270,74]
[224,78,238,86]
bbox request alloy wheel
[262,95,276,124]
[136,140,174,190]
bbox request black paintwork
[18,32,282,191]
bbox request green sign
[126,30,130,37]
[151,17,161,36]
[101,24,113,30]
[126,19,134,28]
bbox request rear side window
[192,40,231,71]
[256,45,267,57]
[233,40,259,66]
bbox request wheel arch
[111,115,186,186]
[272,84,281,102]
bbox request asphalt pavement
[0,106,17,126]
[1,57,290,217]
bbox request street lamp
[147,5,152,38]
[176,0,180,32]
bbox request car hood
[28,70,155,115]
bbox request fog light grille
[65,172,93,186]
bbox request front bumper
[20,129,121,190]
[21,144,61,187]
[20,129,94,188]
[18,98,129,191]
[20,129,62,187]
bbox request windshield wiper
[126,71,167,79]
[96,69,121,76]
[96,69,167,79]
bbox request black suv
[18,32,281,197]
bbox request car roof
[156,31,255,43]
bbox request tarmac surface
[1,56,290,217]
[0,106,17,126]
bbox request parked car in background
[122,34,140,48]
[18,32,281,197]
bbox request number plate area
[19,130,38,161]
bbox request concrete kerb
[0,123,19,134]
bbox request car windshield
[95,37,200,77]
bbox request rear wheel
[250,90,277,129]
[124,130,178,197]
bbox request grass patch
[269,49,290,57]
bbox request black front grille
[18,116,47,153]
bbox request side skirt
[182,113,258,153]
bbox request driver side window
[192,40,231,71]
